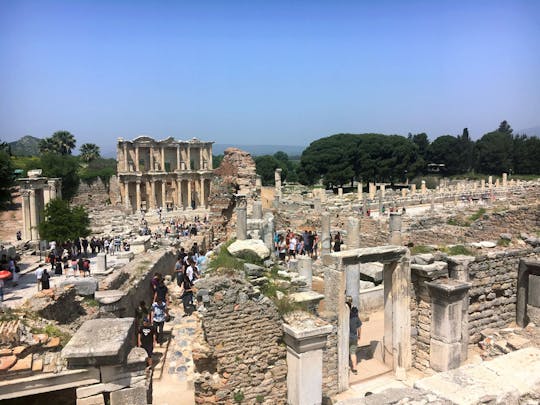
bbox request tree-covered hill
[8,135,41,156]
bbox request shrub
[468,208,486,222]
[410,245,434,255]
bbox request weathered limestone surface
[59,277,98,297]
[62,318,135,367]
[227,239,270,259]
[414,348,540,404]
[192,276,287,404]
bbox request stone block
[109,386,147,405]
[62,318,134,367]
[100,364,146,383]
[227,239,270,259]
[360,262,383,283]
[528,274,540,307]
[429,339,461,371]
[243,263,265,278]
[59,277,98,296]
[77,394,105,405]
[94,290,126,305]
[76,375,145,398]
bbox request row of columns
[123,177,208,211]
[122,143,212,173]
[20,178,61,241]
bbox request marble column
[135,181,141,211]
[21,189,32,241]
[297,256,313,290]
[346,217,360,249]
[421,180,427,194]
[369,183,376,199]
[502,172,508,187]
[380,184,386,197]
[176,146,180,170]
[150,180,156,209]
[321,212,331,256]
[124,182,130,209]
[284,321,332,405]
[275,168,282,198]
[161,147,165,171]
[187,181,192,209]
[149,147,154,172]
[426,280,471,372]
[29,189,39,240]
[123,143,128,172]
[135,147,140,171]
[200,179,206,208]
[388,212,402,245]
[411,184,416,195]
[253,201,263,220]
[236,195,247,240]
[357,182,363,200]
[187,147,191,170]
[488,176,493,189]
[338,187,343,198]
[176,179,184,208]
[161,181,166,209]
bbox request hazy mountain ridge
[8,135,41,156]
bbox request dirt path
[151,283,196,405]
[0,188,23,243]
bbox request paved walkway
[152,284,197,405]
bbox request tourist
[151,298,169,345]
[78,255,85,277]
[41,268,51,290]
[8,259,19,286]
[174,256,184,285]
[288,233,297,259]
[154,278,169,304]
[179,271,195,316]
[134,301,149,346]
[82,258,91,277]
[138,317,157,367]
[349,306,362,375]
[35,264,44,290]
[16,230,22,241]
[150,273,162,299]
[0,277,4,301]
[278,235,287,261]
[196,250,207,274]
[333,232,342,252]
[70,256,78,277]
[312,232,319,260]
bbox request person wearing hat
[138,317,157,367]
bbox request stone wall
[410,272,432,372]
[192,276,287,404]
[97,249,176,318]
[71,177,110,209]
[466,248,540,343]
[209,147,259,243]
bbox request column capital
[283,315,332,354]
[426,279,471,302]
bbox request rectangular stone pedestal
[287,348,323,405]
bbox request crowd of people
[136,243,206,367]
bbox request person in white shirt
[35,265,44,291]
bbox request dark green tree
[498,120,513,135]
[512,134,540,174]
[212,154,224,169]
[38,199,90,244]
[0,149,14,206]
[79,143,101,162]
[39,153,80,200]
[457,128,474,173]
[255,155,281,186]
[474,131,514,174]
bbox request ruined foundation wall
[192,276,287,404]
[467,248,540,344]
[410,276,432,372]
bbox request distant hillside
[213,143,305,157]
[517,126,540,137]
[8,135,41,156]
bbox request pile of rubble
[478,326,533,360]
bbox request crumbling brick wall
[410,275,432,372]
[466,248,540,343]
[192,276,287,404]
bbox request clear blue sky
[1,0,539,153]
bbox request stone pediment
[132,135,156,143]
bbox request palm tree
[79,143,101,162]
[51,131,76,155]
[39,137,59,154]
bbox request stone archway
[322,246,411,391]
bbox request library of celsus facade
[117,136,214,212]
